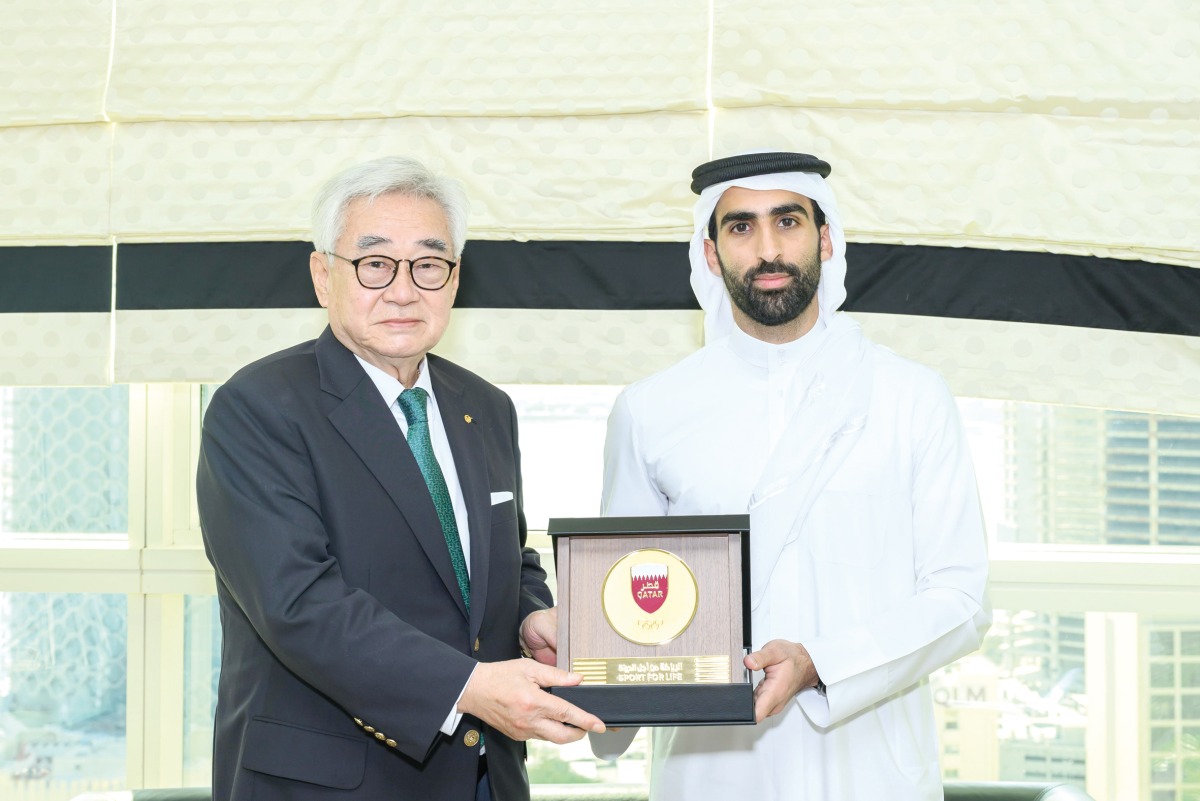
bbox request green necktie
[397,387,470,613]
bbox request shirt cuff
[441,663,478,736]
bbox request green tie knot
[397,387,429,426]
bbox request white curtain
[0,0,1195,415]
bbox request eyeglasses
[328,253,457,290]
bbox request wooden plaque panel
[547,515,754,726]
[558,533,742,681]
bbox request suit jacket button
[375,732,386,741]
[386,739,397,748]
[474,637,481,652]
[363,726,375,733]
[464,729,480,747]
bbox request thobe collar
[726,311,830,369]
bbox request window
[0,593,127,799]
[933,610,1086,782]
[2,387,1199,801]
[498,384,622,535]
[983,401,1200,549]
[0,387,129,543]
[1148,623,1200,799]
[182,595,220,787]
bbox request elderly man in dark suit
[197,156,603,801]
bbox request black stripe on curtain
[111,240,1198,336]
[846,244,1199,338]
[114,240,694,312]
[115,241,318,311]
[1,245,113,313]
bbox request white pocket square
[490,491,514,505]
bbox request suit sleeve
[798,376,992,727]
[197,380,478,763]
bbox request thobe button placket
[767,363,789,442]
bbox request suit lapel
[429,356,491,638]
[317,329,467,621]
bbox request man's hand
[744,639,820,723]
[519,608,558,666]
[458,658,605,744]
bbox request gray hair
[311,156,470,258]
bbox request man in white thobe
[597,151,991,799]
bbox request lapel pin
[464,414,473,424]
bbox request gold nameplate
[601,548,699,645]
[572,655,732,685]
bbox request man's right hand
[458,659,606,744]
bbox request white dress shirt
[355,355,472,569]
[354,355,476,738]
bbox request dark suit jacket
[197,327,552,801]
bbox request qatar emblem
[601,548,699,646]
[631,563,668,614]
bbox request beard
[718,243,822,327]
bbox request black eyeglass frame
[328,252,458,290]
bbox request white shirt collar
[354,356,434,408]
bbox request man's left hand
[744,639,820,722]
[519,608,558,666]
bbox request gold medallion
[601,548,698,645]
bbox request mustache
[745,259,804,281]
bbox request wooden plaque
[547,515,754,727]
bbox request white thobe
[601,316,991,801]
